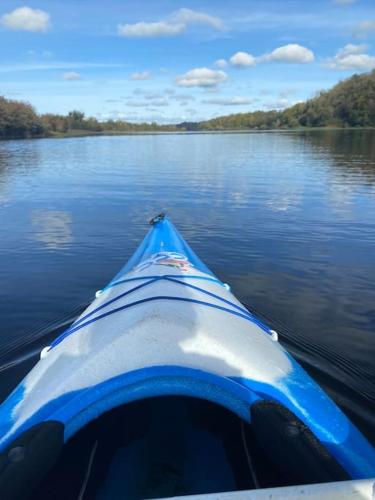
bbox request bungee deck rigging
[50,274,274,350]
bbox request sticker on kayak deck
[135,252,194,272]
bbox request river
[0,129,374,442]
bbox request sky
[0,0,375,123]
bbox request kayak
[0,214,374,499]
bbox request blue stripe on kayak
[103,274,271,333]
[72,275,251,331]
[104,274,224,291]
[50,295,271,350]
[164,277,251,317]
[71,277,160,328]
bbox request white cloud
[125,101,149,108]
[137,94,170,106]
[263,98,292,110]
[118,21,185,38]
[326,44,375,70]
[171,8,224,30]
[126,98,169,107]
[229,51,255,67]
[332,54,375,71]
[149,98,169,107]
[202,96,254,106]
[176,67,228,88]
[27,49,53,59]
[222,44,313,70]
[214,59,228,68]
[172,94,196,101]
[353,20,375,38]
[62,71,81,81]
[143,92,163,100]
[130,71,152,80]
[1,7,50,32]
[337,44,368,57]
[262,44,314,63]
[118,8,224,38]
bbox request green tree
[67,111,85,129]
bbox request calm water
[0,130,374,441]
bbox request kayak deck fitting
[0,214,374,499]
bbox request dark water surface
[0,130,374,442]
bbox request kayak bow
[0,215,374,498]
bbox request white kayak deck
[160,478,375,499]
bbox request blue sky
[0,0,374,123]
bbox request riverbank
[2,126,375,142]
[1,69,375,141]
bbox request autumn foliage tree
[0,97,45,139]
[197,70,375,131]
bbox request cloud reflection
[31,210,73,249]
[266,188,303,212]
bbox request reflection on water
[31,210,73,250]
[0,130,374,442]
[0,141,42,206]
[265,185,303,212]
[302,129,375,186]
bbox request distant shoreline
[2,126,375,142]
[2,70,375,141]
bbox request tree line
[1,69,374,139]
[0,103,178,139]
[0,99,97,139]
[196,69,375,131]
